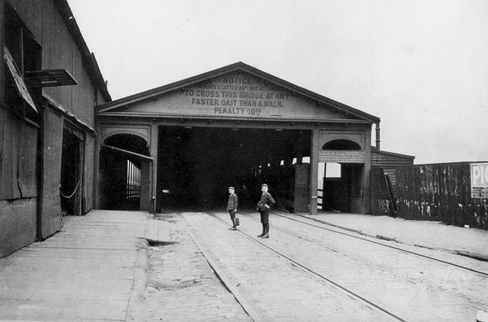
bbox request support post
[364,125,372,214]
[150,125,159,214]
[140,161,151,211]
[375,121,381,150]
[310,129,319,215]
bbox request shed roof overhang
[371,146,415,160]
[25,69,78,87]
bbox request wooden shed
[0,0,110,258]
[371,147,415,192]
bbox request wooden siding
[371,148,414,191]
[370,167,395,216]
[84,135,96,213]
[115,71,354,122]
[395,162,488,230]
[40,108,64,239]
[9,0,107,126]
[0,107,38,257]
[1,0,111,257]
[0,199,37,258]
[0,0,3,104]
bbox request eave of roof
[97,62,380,124]
[53,0,111,102]
[371,146,415,159]
[98,111,375,125]
[43,93,96,135]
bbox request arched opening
[320,139,364,213]
[99,134,151,210]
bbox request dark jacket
[227,193,238,211]
[257,192,275,211]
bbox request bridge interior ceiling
[157,126,311,211]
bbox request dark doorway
[99,135,150,210]
[60,127,83,216]
[157,126,311,212]
[322,163,363,212]
[321,139,364,213]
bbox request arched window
[322,139,361,150]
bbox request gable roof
[97,62,379,124]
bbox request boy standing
[257,184,275,238]
[227,186,238,230]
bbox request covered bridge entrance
[96,62,380,215]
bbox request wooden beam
[100,144,154,161]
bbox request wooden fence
[370,167,396,217]
[386,162,488,230]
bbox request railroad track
[269,210,488,277]
[177,212,411,321]
[175,210,486,322]
[226,210,488,304]
[202,211,408,322]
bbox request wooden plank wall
[370,167,395,217]
[371,149,414,193]
[395,163,488,230]
[83,135,96,213]
[40,108,64,238]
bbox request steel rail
[206,211,407,322]
[229,210,487,313]
[176,212,265,322]
[271,211,488,277]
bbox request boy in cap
[227,186,238,230]
[257,184,275,238]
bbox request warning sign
[470,163,488,198]
[319,150,365,163]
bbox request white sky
[67,0,488,164]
